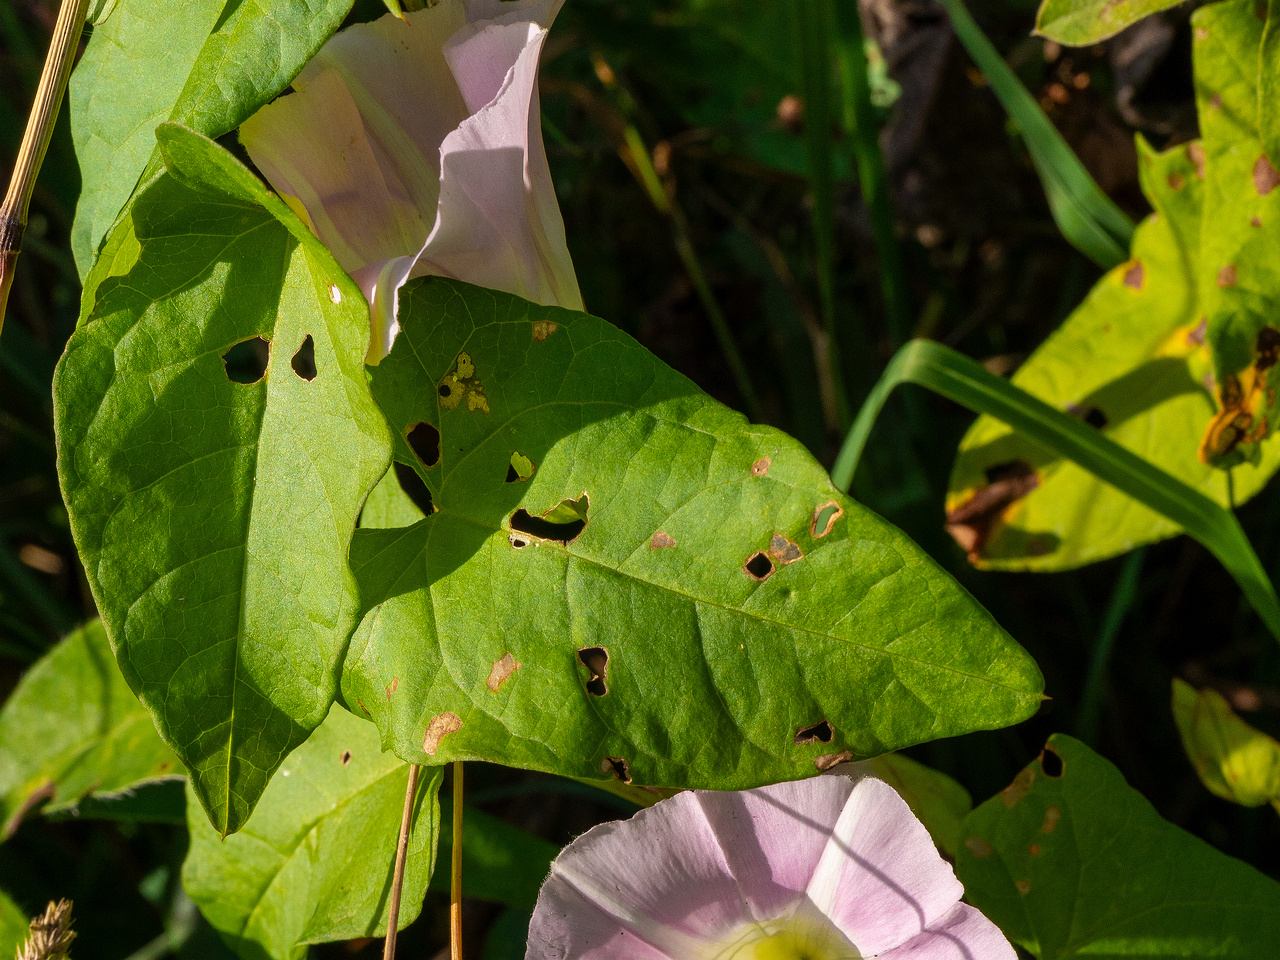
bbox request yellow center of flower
[712,911,862,960]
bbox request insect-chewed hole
[405,422,440,468]
[340,750,352,766]
[1040,746,1064,778]
[505,452,535,483]
[393,461,435,516]
[794,720,834,745]
[811,501,843,538]
[222,336,270,384]
[601,756,631,784]
[1066,402,1108,430]
[744,551,774,580]
[510,494,588,545]
[291,334,317,381]
[578,646,609,696]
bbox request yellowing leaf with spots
[342,277,1044,790]
[947,136,1280,570]
[958,735,1280,957]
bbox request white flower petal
[874,903,1016,960]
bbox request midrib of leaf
[238,761,410,937]
[414,505,1036,696]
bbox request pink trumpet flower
[527,775,1013,960]
[240,0,583,363]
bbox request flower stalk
[0,0,88,340]
[383,763,422,960]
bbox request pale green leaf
[341,278,1043,788]
[947,138,1280,570]
[1172,677,1280,810]
[54,125,391,835]
[182,706,441,960]
[0,620,179,838]
[69,0,352,274]
[958,734,1280,957]
[0,890,26,960]
[1035,0,1185,45]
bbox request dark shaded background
[1,0,1276,956]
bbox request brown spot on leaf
[945,460,1040,562]
[1188,317,1207,345]
[794,720,834,745]
[1255,156,1280,195]
[1199,327,1280,463]
[814,750,853,772]
[601,756,631,783]
[744,551,774,581]
[1210,93,1223,110]
[578,647,609,696]
[1041,805,1061,834]
[438,352,489,413]
[1016,880,1032,896]
[532,320,559,341]
[1253,215,1264,228]
[422,712,463,756]
[1001,767,1035,808]
[1217,265,1238,287]
[768,533,804,565]
[650,530,676,549]
[487,653,521,692]
[810,501,843,538]
[1122,261,1144,289]
[964,836,992,858]
[751,457,772,477]
[340,750,352,765]
[357,699,371,718]
[1187,142,1206,179]
[385,677,399,701]
[1030,843,1042,856]
[1167,172,1185,190]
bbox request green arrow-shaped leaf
[69,0,353,274]
[342,278,1043,788]
[958,734,1280,957]
[54,125,391,834]
[183,705,441,960]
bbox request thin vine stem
[450,761,464,960]
[383,763,421,960]
[0,0,89,337]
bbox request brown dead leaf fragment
[19,899,76,960]
[487,653,521,692]
[1255,155,1280,195]
[1199,327,1280,463]
[649,530,676,549]
[422,712,463,756]
[945,460,1040,562]
[1122,260,1144,289]
[1001,767,1035,808]
[751,457,772,477]
[768,533,804,565]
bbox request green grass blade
[833,340,1280,640]
[936,0,1135,269]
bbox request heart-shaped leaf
[54,126,391,834]
[342,278,1043,788]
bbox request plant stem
[0,0,89,339]
[1076,547,1145,745]
[450,761,464,960]
[383,763,421,960]
[832,0,910,348]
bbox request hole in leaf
[744,551,774,580]
[406,422,440,468]
[1065,403,1108,429]
[506,452,535,483]
[510,494,588,545]
[1040,746,1064,778]
[291,334,317,381]
[794,720,834,745]
[394,462,434,516]
[340,750,352,766]
[810,501,843,538]
[222,336,269,384]
[578,646,609,696]
[601,756,631,783]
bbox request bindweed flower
[240,0,582,363]
[528,774,1013,960]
